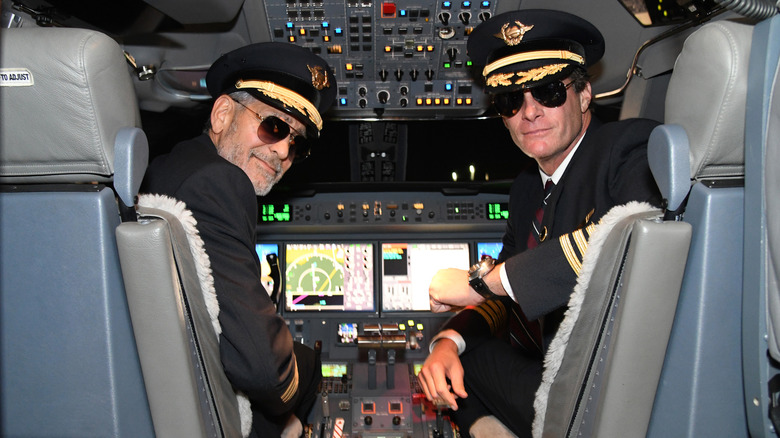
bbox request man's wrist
[468,256,497,298]
[429,329,466,355]
[499,263,517,301]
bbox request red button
[382,2,396,17]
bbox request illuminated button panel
[264,0,499,117]
[258,192,509,227]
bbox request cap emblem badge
[308,65,330,90]
[495,21,534,46]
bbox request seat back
[115,196,246,438]
[645,20,754,437]
[532,203,691,438]
[534,18,757,438]
[742,13,780,438]
[0,28,153,436]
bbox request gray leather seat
[116,197,245,438]
[533,18,755,438]
[0,27,153,436]
[531,204,691,438]
[742,13,780,438]
[646,20,754,437]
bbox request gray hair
[203,91,255,133]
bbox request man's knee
[469,415,519,438]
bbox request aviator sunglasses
[491,80,575,117]
[231,97,312,163]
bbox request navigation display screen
[255,243,279,296]
[284,242,375,312]
[476,241,503,261]
[321,363,349,378]
[381,242,470,311]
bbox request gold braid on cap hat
[235,79,323,131]
[482,50,585,77]
[486,63,569,88]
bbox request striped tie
[508,301,544,355]
[527,179,554,249]
[512,179,553,355]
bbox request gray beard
[219,119,283,197]
[226,146,282,196]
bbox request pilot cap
[206,42,337,138]
[467,10,604,93]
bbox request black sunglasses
[491,80,575,117]
[231,97,311,163]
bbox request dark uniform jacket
[443,117,662,352]
[141,134,303,427]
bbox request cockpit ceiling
[5,0,731,119]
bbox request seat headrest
[664,21,753,180]
[0,28,141,183]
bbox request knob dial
[446,47,457,61]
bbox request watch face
[471,257,495,278]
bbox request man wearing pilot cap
[468,8,604,93]
[419,10,662,437]
[142,42,336,438]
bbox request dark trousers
[249,342,321,438]
[452,338,542,437]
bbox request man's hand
[417,338,468,410]
[281,413,302,438]
[429,268,485,312]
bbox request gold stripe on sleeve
[573,228,589,258]
[280,357,300,404]
[560,234,583,276]
[473,299,507,334]
[486,299,508,332]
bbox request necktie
[511,179,554,355]
[508,301,543,355]
[527,179,554,249]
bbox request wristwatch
[468,256,497,298]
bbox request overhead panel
[264,0,501,119]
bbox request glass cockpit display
[255,243,279,296]
[284,242,375,312]
[476,241,503,261]
[381,242,470,311]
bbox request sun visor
[143,0,243,24]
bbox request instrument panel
[257,190,510,232]
[258,189,508,437]
[263,0,502,118]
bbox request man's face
[216,98,306,196]
[501,80,592,175]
